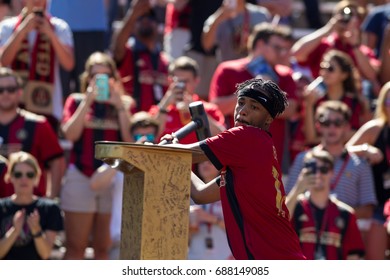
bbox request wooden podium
[95,141,203,260]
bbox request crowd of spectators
[0,0,390,260]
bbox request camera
[304,159,317,175]
[175,81,186,90]
[34,10,44,17]
[341,7,353,23]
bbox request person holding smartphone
[150,56,226,144]
[0,0,74,131]
[60,52,134,260]
[288,149,365,260]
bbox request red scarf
[12,13,55,83]
[11,13,55,116]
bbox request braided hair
[235,78,288,118]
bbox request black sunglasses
[317,165,331,174]
[319,119,345,128]
[320,63,335,73]
[13,171,36,179]
[0,86,18,95]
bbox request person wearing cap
[288,149,365,260]
[161,77,305,260]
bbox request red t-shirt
[164,3,191,34]
[299,33,380,78]
[62,94,128,177]
[118,45,169,113]
[0,110,64,197]
[292,197,365,260]
[149,94,225,144]
[208,57,297,163]
[201,126,305,260]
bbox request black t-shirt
[0,197,63,260]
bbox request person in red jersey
[149,56,226,144]
[288,149,365,260]
[61,52,133,260]
[112,0,169,113]
[0,67,65,199]
[161,78,305,260]
[208,22,297,164]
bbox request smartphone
[304,159,317,175]
[307,76,326,98]
[175,81,186,90]
[34,10,44,17]
[95,74,110,101]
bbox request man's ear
[265,115,273,127]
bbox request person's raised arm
[61,90,95,142]
[0,12,37,66]
[37,15,74,71]
[291,16,337,63]
[202,4,235,52]
[379,23,390,85]
[256,0,292,17]
[111,0,151,62]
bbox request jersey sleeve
[34,120,64,165]
[342,211,365,259]
[40,200,64,232]
[201,126,272,170]
[62,95,79,124]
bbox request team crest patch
[299,214,309,222]
[335,217,345,229]
[136,58,146,67]
[16,129,28,141]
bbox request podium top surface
[95,141,206,163]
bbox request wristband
[31,230,44,238]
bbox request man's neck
[137,38,157,53]
[319,142,345,157]
[0,109,18,125]
[309,191,330,209]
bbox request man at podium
[162,77,306,260]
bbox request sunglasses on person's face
[319,118,345,128]
[320,63,335,73]
[0,86,18,95]
[316,165,331,174]
[134,133,155,142]
[12,171,36,179]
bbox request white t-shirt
[0,16,74,120]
